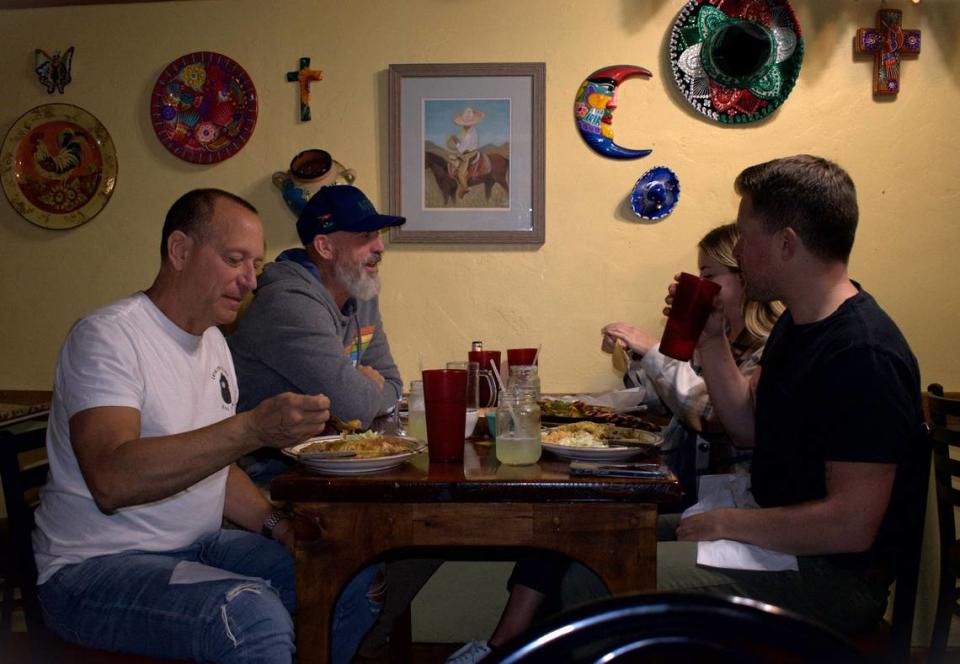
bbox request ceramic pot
[272,148,357,217]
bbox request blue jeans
[38,529,380,664]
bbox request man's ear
[781,227,800,261]
[167,230,194,270]
[310,234,335,260]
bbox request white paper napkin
[684,474,799,572]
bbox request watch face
[262,510,286,537]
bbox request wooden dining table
[271,438,681,664]
[0,389,52,427]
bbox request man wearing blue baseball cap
[230,185,432,659]
[229,184,406,482]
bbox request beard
[333,251,382,301]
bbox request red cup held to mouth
[659,272,722,361]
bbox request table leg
[292,502,658,663]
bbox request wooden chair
[882,412,933,662]
[489,592,862,663]
[929,383,960,661]
[0,418,49,639]
[0,417,187,663]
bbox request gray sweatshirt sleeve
[232,281,394,428]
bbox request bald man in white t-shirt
[32,189,379,664]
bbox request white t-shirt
[457,126,479,153]
[33,293,237,584]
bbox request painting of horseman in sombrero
[423,99,510,209]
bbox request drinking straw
[418,352,424,375]
[489,358,518,425]
[532,345,541,367]
[489,358,506,392]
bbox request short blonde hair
[698,223,784,340]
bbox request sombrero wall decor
[631,166,680,221]
[669,0,804,124]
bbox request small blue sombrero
[631,166,680,220]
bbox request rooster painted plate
[1,103,118,229]
[150,51,257,164]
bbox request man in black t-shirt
[657,155,924,634]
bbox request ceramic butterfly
[35,47,75,95]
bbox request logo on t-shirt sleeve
[218,371,232,405]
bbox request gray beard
[334,256,381,301]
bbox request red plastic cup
[507,348,538,368]
[659,272,722,361]
[422,369,468,463]
[467,350,501,407]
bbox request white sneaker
[445,639,492,664]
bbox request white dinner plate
[541,430,662,462]
[283,435,423,475]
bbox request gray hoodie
[228,249,402,427]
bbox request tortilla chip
[612,340,630,374]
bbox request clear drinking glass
[495,387,541,465]
[406,380,428,443]
[507,364,540,401]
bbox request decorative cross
[855,9,921,96]
[286,57,323,121]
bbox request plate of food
[283,432,424,475]
[541,422,662,462]
[539,400,659,432]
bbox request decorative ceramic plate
[1,103,117,229]
[150,51,257,164]
[283,435,424,475]
[542,441,654,462]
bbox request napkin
[684,474,799,572]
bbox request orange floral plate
[1,103,117,229]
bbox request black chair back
[928,383,960,661]
[489,592,862,663]
[882,410,934,662]
[0,419,49,639]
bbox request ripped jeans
[37,529,381,664]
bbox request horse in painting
[424,150,509,206]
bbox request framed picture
[388,62,545,244]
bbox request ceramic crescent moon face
[574,64,653,159]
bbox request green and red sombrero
[669,0,804,124]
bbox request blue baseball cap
[296,185,406,244]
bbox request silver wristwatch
[261,509,290,539]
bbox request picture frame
[388,62,545,244]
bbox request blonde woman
[602,222,783,505]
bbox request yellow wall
[1,0,958,395]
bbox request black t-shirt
[752,286,923,571]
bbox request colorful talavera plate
[150,51,258,164]
[1,103,118,229]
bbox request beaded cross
[855,9,921,96]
